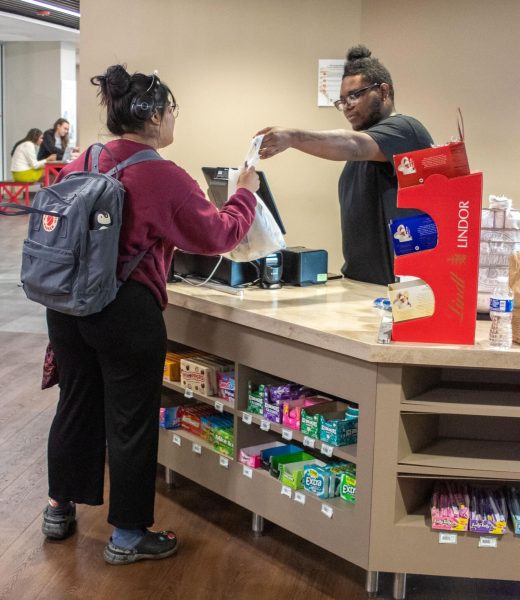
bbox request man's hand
[256,127,294,159]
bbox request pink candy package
[282,397,330,430]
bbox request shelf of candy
[430,481,510,535]
[430,481,470,531]
[469,486,508,535]
[160,402,234,458]
[247,380,358,448]
[163,349,233,397]
[238,441,356,503]
[163,350,235,412]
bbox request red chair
[0,181,30,210]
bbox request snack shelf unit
[159,281,520,599]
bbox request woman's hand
[237,166,260,194]
[45,154,57,162]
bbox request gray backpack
[0,143,162,316]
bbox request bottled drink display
[489,276,514,350]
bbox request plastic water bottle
[489,276,514,350]
[373,297,393,344]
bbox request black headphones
[130,73,161,120]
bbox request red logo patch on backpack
[43,215,59,232]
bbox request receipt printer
[281,246,328,286]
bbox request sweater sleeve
[171,182,257,255]
[25,143,46,169]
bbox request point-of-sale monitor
[202,167,286,235]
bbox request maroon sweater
[57,139,256,309]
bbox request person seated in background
[37,118,78,161]
[10,128,57,182]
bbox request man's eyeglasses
[334,83,380,111]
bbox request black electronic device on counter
[202,167,286,235]
[260,253,283,289]
[170,251,258,287]
[281,246,328,286]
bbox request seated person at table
[37,118,78,161]
[10,128,56,183]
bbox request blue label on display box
[490,298,514,312]
[389,214,438,256]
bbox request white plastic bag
[223,165,286,263]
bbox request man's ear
[150,111,162,126]
[380,82,391,101]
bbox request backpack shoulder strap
[84,143,106,173]
[105,149,163,178]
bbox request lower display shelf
[157,427,368,568]
[238,410,357,464]
[380,512,520,581]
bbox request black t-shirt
[338,114,433,285]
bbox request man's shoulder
[368,113,433,146]
[370,113,428,132]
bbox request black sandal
[103,530,178,565]
[42,502,76,540]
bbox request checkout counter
[158,278,520,600]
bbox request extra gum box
[394,141,469,188]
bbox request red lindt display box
[394,141,470,188]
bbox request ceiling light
[20,0,80,18]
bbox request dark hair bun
[346,45,372,62]
[90,64,131,102]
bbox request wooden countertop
[166,279,520,370]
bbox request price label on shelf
[219,456,229,469]
[281,428,293,441]
[242,413,253,425]
[294,491,306,505]
[184,388,193,399]
[172,434,181,447]
[438,532,458,545]
[320,443,334,458]
[478,536,498,548]
[192,443,202,455]
[303,436,316,449]
[243,465,253,479]
[321,504,334,519]
[281,485,292,498]
[214,400,224,413]
[260,419,271,431]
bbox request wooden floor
[1,212,520,600]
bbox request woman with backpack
[41,64,259,565]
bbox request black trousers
[46,281,167,529]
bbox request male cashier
[257,45,433,285]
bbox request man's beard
[353,96,385,131]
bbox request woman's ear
[150,111,162,126]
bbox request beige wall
[361,0,520,204]
[79,0,362,271]
[79,0,519,273]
